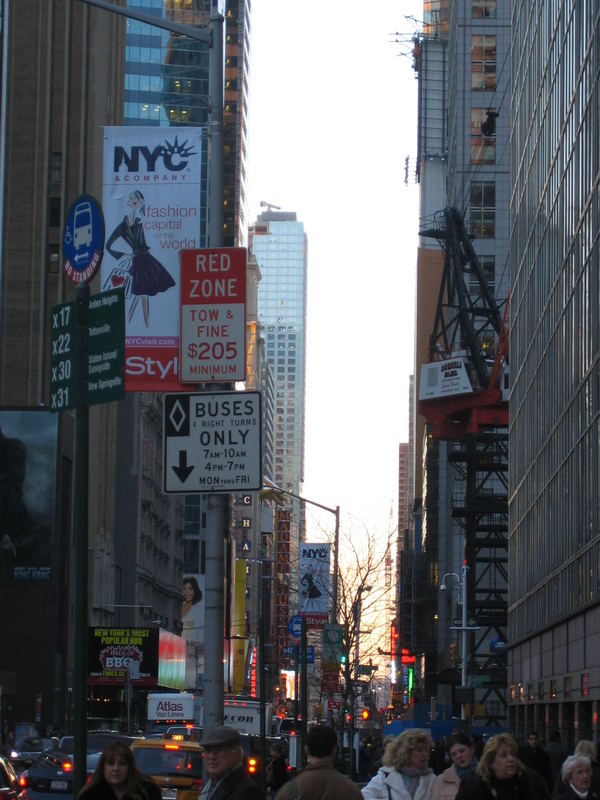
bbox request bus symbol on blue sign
[63,194,105,285]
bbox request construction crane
[418,206,509,437]
[417,205,509,728]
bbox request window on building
[469,255,495,297]
[48,243,59,274]
[471,35,496,91]
[51,153,62,185]
[49,197,61,228]
[471,108,496,163]
[470,182,495,238]
[473,0,496,17]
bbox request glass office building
[250,212,308,500]
[509,0,600,744]
[123,0,251,247]
[124,0,212,242]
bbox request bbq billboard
[88,626,186,690]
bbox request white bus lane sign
[163,391,262,493]
[179,247,247,383]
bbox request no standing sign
[179,247,247,382]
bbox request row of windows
[471,35,496,91]
[509,540,599,639]
[510,0,600,637]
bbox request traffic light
[340,653,347,665]
[361,708,370,721]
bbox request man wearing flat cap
[199,725,264,799]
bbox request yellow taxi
[130,738,203,800]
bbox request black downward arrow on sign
[172,450,194,483]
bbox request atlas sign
[180,248,247,382]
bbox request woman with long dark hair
[77,741,160,800]
[431,733,478,800]
[182,575,203,643]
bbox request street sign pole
[203,10,227,735]
[72,282,89,798]
[300,617,308,767]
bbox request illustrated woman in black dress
[106,190,175,326]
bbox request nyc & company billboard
[299,543,330,627]
[102,126,203,391]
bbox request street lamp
[440,561,479,721]
[262,477,341,622]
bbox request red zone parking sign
[180,247,247,383]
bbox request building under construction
[397,0,511,727]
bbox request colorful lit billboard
[158,628,186,691]
[89,627,159,684]
[88,627,186,691]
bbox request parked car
[17,750,100,800]
[130,738,203,800]
[0,754,23,800]
[58,732,140,754]
[9,738,60,772]
[273,718,297,737]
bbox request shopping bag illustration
[103,266,132,298]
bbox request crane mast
[417,206,509,728]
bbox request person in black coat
[266,742,288,797]
[455,733,550,800]
[554,754,600,800]
[77,741,161,800]
[198,726,264,800]
[517,731,554,791]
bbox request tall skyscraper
[250,211,307,499]
[123,0,250,247]
[249,210,308,671]
[509,0,600,745]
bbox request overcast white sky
[246,1,424,544]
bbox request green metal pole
[300,618,308,767]
[72,283,89,797]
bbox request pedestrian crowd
[69,725,599,800]
[360,728,600,800]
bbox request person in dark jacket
[77,741,161,800]
[517,731,553,791]
[545,731,568,789]
[266,742,288,798]
[554,754,600,800]
[198,726,264,800]
[276,725,362,800]
[455,733,550,800]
